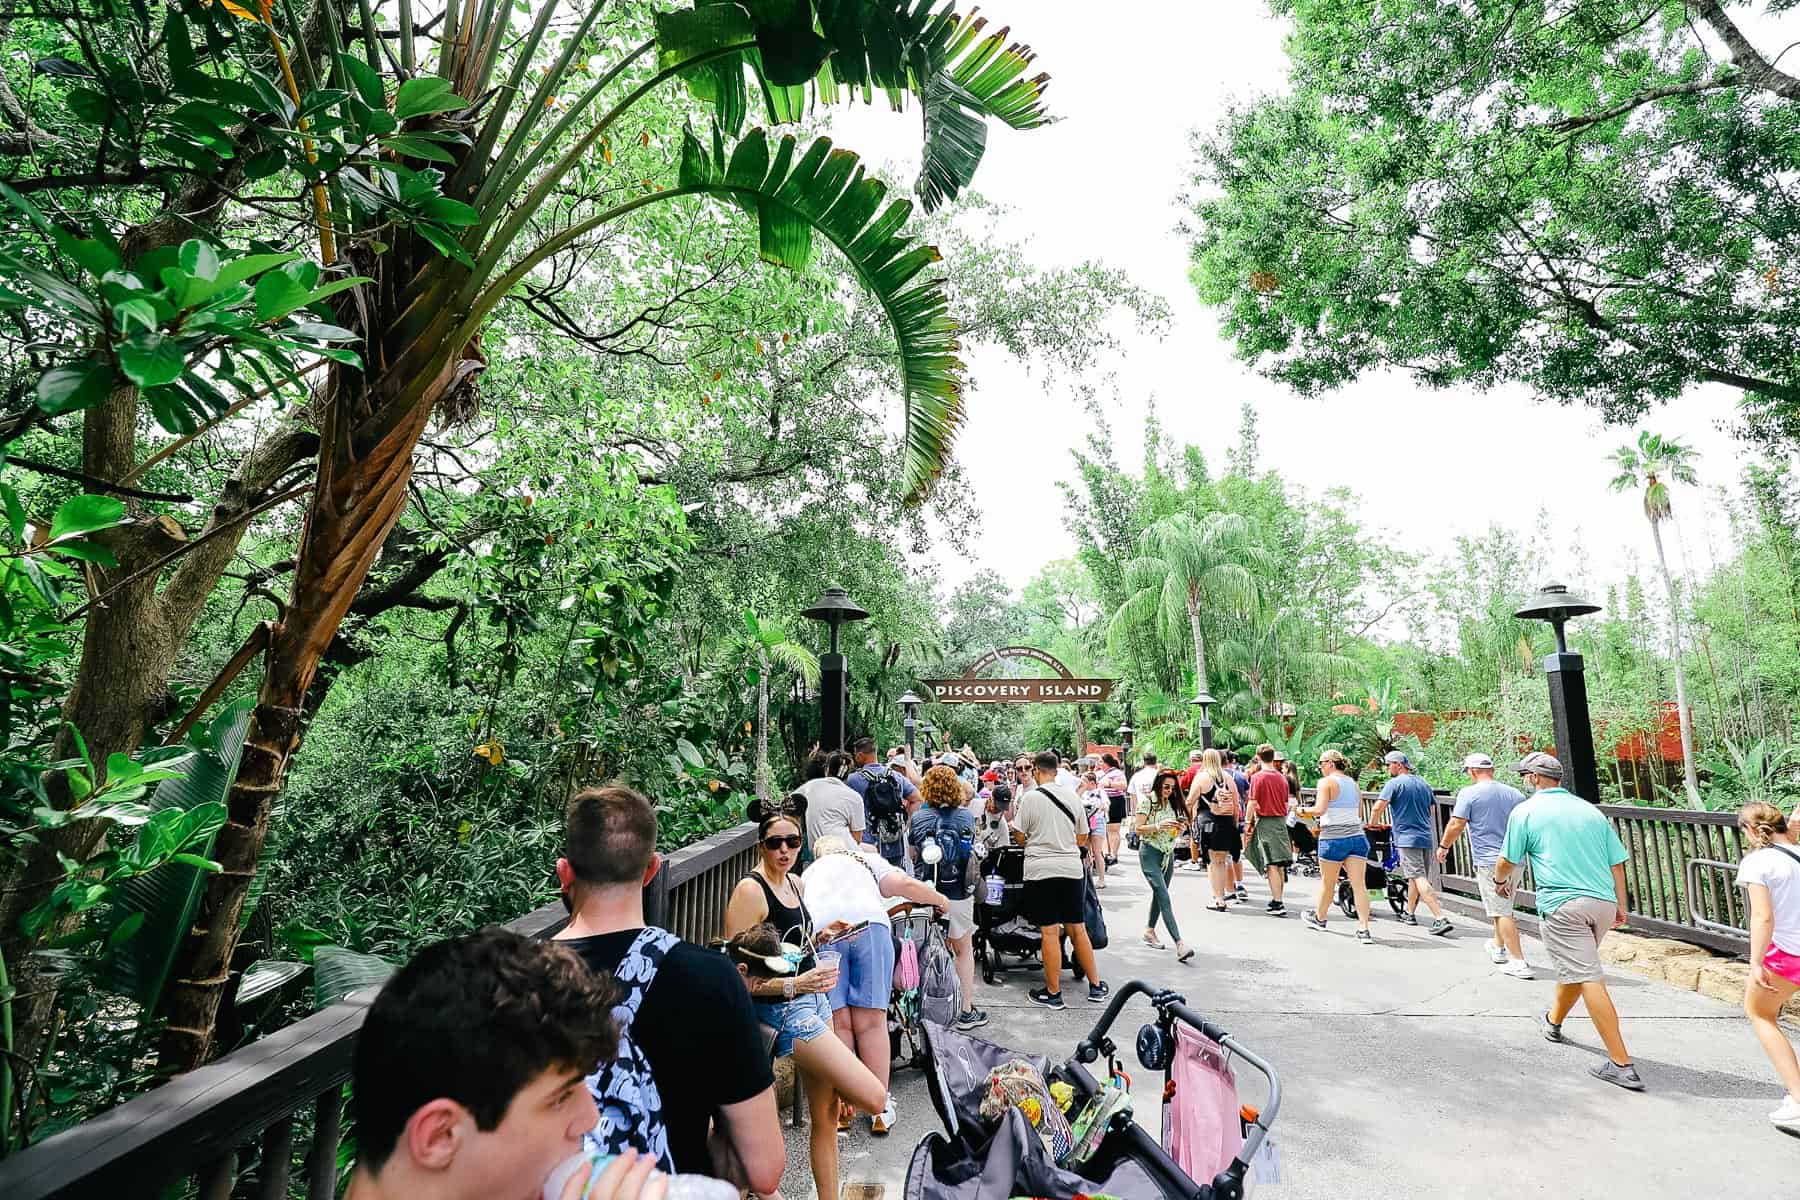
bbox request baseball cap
[1189,750,1204,762]
[1383,750,1411,767]
[1515,751,1564,779]
[1461,752,1495,771]
[941,751,963,769]
[981,770,997,782]
[1272,750,1287,762]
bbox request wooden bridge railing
[0,821,759,1200]
[1295,788,1747,952]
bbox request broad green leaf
[313,945,395,1008]
[117,332,187,387]
[741,0,833,87]
[114,297,158,335]
[1,480,25,542]
[394,77,467,120]
[381,132,457,163]
[36,361,115,415]
[102,707,251,1009]
[178,239,221,281]
[213,251,301,292]
[254,269,313,321]
[340,53,387,110]
[415,221,475,266]
[45,540,118,567]
[49,494,124,542]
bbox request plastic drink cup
[815,949,842,974]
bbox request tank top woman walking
[1306,750,1375,940]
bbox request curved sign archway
[921,646,1117,705]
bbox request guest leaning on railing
[1734,802,1800,1136]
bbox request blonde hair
[1319,749,1350,771]
[812,835,850,857]
[1201,748,1224,777]
[1739,802,1791,849]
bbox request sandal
[1209,902,1229,913]
[1177,943,1195,963]
[1143,931,1167,950]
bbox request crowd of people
[343,731,1800,1200]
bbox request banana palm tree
[1110,512,1265,704]
[1609,431,1703,809]
[154,0,1051,1071]
[727,612,821,804]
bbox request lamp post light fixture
[1514,581,1604,804]
[1116,722,1135,768]
[800,586,870,752]
[919,721,938,755]
[1190,688,1216,752]
[898,689,922,762]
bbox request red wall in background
[1611,701,1686,763]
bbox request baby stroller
[907,981,1281,1199]
[890,903,952,1071]
[1286,818,1321,878]
[973,845,1042,985]
[1336,823,1408,919]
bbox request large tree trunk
[1650,518,1704,808]
[154,335,464,1068]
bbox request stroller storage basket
[907,980,1281,1200]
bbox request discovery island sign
[921,647,1117,706]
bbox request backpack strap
[612,927,679,1026]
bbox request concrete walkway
[783,848,1798,1199]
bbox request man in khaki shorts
[1494,752,1643,1091]
[1438,753,1531,976]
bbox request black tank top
[750,871,815,971]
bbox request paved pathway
[782,847,1797,1199]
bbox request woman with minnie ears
[723,798,887,1200]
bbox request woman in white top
[1735,801,1800,1133]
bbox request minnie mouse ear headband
[726,941,797,977]
[746,793,808,823]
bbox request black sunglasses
[762,835,803,851]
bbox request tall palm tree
[1110,512,1264,703]
[151,0,1052,1071]
[727,613,820,804]
[1610,431,1703,808]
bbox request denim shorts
[753,991,832,1058]
[1318,833,1371,863]
[826,923,895,1011]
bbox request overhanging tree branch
[1695,0,1800,101]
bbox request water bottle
[543,1152,739,1200]
[984,873,1005,905]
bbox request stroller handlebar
[1073,980,1284,1195]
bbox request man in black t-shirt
[552,785,783,1194]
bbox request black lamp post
[919,721,938,755]
[801,586,870,752]
[1191,688,1215,751]
[1514,581,1604,804]
[1116,722,1135,769]
[898,689,922,761]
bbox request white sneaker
[871,1097,897,1135]
[1486,939,1507,965]
[1772,1094,1800,1132]
[1500,958,1534,980]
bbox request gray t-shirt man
[1013,782,1085,882]
[1451,778,1528,868]
[798,776,864,849]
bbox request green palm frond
[660,2,1052,210]
[766,639,822,685]
[678,125,962,498]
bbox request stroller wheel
[1337,880,1356,920]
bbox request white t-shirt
[1055,767,1079,791]
[1013,783,1085,882]
[801,847,901,929]
[1129,767,1158,798]
[1737,844,1800,955]
[798,777,864,848]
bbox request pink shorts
[1766,945,1800,987]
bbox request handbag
[1081,868,1109,950]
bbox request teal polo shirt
[1499,787,1628,916]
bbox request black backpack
[912,809,971,900]
[861,765,907,848]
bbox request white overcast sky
[821,1,1785,618]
